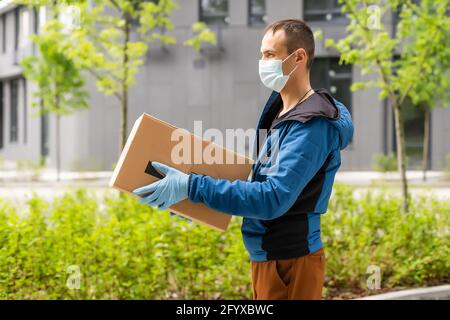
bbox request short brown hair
[264,19,315,69]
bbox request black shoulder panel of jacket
[269,88,340,130]
[254,88,339,160]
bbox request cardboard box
[109,113,254,231]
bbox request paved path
[356,285,450,300]
[1,169,449,201]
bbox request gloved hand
[133,161,189,211]
[170,212,192,223]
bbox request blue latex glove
[132,161,189,211]
[170,212,192,223]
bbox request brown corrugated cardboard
[109,113,254,231]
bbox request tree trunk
[422,105,430,182]
[393,103,410,212]
[119,19,130,153]
[51,2,60,182]
[118,19,130,200]
[56,113,61,182]
[119,86,128,153]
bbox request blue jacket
[187,88,354,261]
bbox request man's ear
[295,48,307,65]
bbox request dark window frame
[14,7,20,51]
[33,7,39,34]
[10,79,19,143]
[131,0,159,26]
[311,58,353,107]
[393,0,424,38]
[0,82,3,149]
[310,57,353,143]
[22,77,27,144]
[391,97,431,170]
[199,0,230,26]
[303,0,348,23]
[248,0,266,27]
[40,99,49,157]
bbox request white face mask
[259,51,298,92]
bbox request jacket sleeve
[187,119,335,220]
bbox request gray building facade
[0,0,449,171]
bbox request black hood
[269,88,339,130]
[254,88,353,157]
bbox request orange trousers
[251,248,326,300]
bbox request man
[133,19,353,300]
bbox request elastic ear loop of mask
[282,50,299,76]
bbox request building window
[303,0,346,22]
[14,7,20,50]
[10,79,19,143]
[248,0,266,26]
[1,14,6,53]
[392,0,421,38]
[393,98,428,169]
[23,78,27,144]
[131,1,159,26]
[199,0,229,25]
[0,82,3,149]
[33,7,39,34]
[40,100,49,157]
[311,57,353,117]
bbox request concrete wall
[0,6,42,164]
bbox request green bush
[15,159,45,181]
[322,183,450,296]
[0,185,448,299]
[372,153,398,172]
[372,153,410,173]
[0,189,250,299]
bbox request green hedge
[322,184,449,297]
[0,185,448,299]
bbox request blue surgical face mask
[259,51,298,92]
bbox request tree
[326,0,450,212]
[66,0,217,152]
[17,0,216,170]
[397,0,450,181]
[20,4,89,181]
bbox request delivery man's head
[259,19,315,93]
